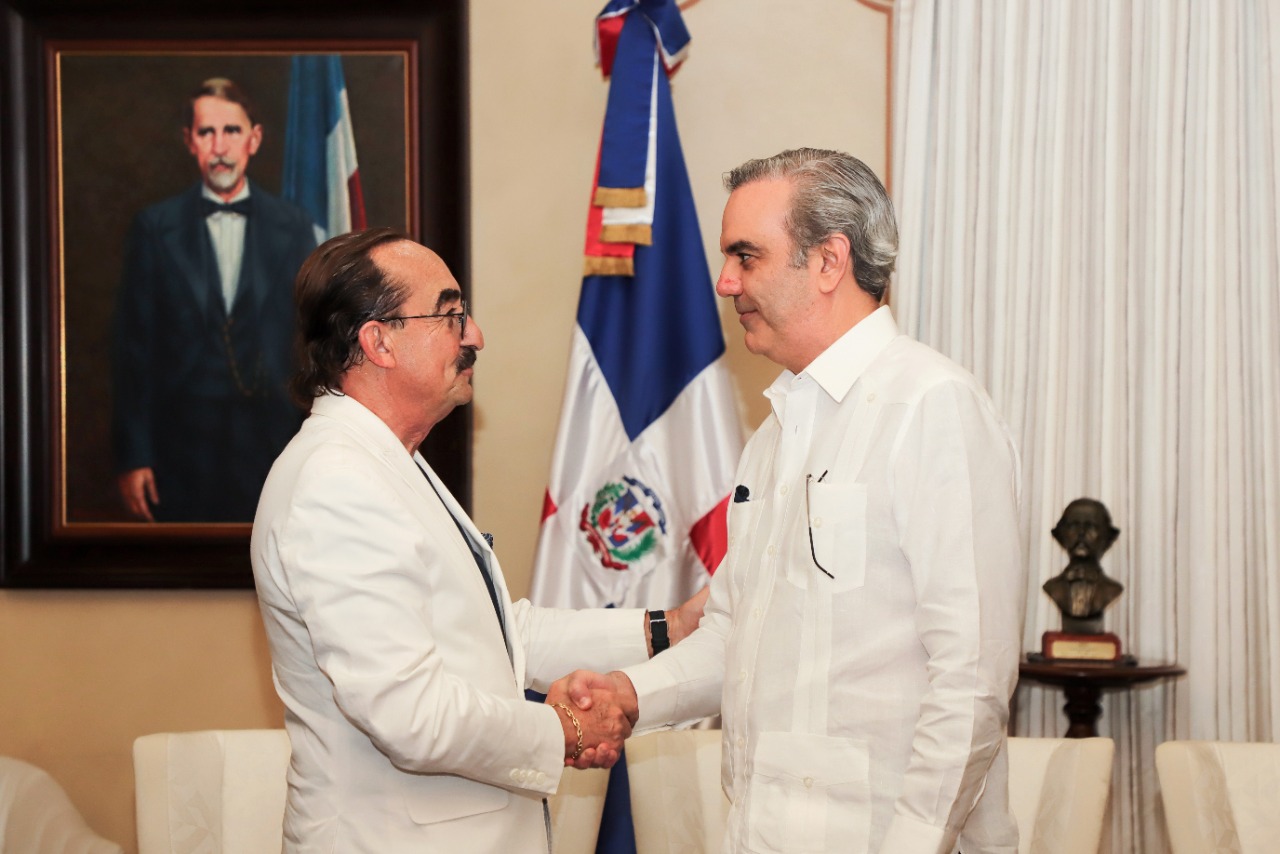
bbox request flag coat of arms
[530,0,741,614]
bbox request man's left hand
[667,584,710,645]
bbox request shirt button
[867,392,877,403]
[739,670,748,682]
[536,772,548,786]
[510,769,521,782]
[804,777,814,788]
[812,517,823,528]
[766,544,776,556]
[779,484,789,496]
[736,737,745,748]
[752,608,762,618]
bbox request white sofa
[0,756,122,854]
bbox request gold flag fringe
[599,224,653,245]
[593,186,647,208]
[583,256,635,276]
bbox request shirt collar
[201,182,251,205]
[764,305,901,417]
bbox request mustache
[455,346,478,372]
[209,157,236,169]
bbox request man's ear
[357,320,396,369]
[247,123,264,157]
[816,233,852,294]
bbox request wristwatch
[648,609,669,655]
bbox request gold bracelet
[553,702,584,761]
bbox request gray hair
[724,148,897,300]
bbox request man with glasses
[556,149,1026,853]
[112,77,317,522]
[251,228,705,852]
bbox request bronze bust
[1043,498,1123,634]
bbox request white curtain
[891,1,1280,851]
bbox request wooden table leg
[1062,681,1102,738]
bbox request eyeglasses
[378,299,468,338]
[805,471,833,579]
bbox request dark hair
[724,148,898,300]
[291,227,410,406]
[185,77,258,127]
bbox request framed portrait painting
[1,0,469,587]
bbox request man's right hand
[546,670,639,769]
[118,467,159,522]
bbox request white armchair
[1006,736,1114,854]
[0,756,123,854]
[133,729,291,854]
[625,729,730,853]
[1156,740,1280,854]
[547,767,611,854]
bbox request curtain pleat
[892,1,1280,850]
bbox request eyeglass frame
[376,298,468,338]
[805,471,834,579]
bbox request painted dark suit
[111,180,317,522]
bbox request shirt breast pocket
[802,481,867,593]
[727,493,766,569]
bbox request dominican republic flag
[283,54,367,241]
[531,6,739,848]
[531,0,741,630]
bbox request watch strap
[648,609,670,655]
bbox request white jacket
[252,393,645,852]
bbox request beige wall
[0,591,282,850]
[0,2,888,850]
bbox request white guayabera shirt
[626,306,1026,854]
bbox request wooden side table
[1017,659,1186,738]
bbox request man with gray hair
[557,149,1025,853]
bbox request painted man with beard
[112,77,317,522]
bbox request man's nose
[464,315,485,350]
[715,264,741,298]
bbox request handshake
[545,585,709,769]
[546,670,640,769]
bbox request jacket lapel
[235,181,270,317]
[413,456,517,662]
[164,184,217,321]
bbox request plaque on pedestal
[1041,630,1122,662]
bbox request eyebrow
[723,239,764,256]
[434,288,462,312]
[195,124,244,135]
